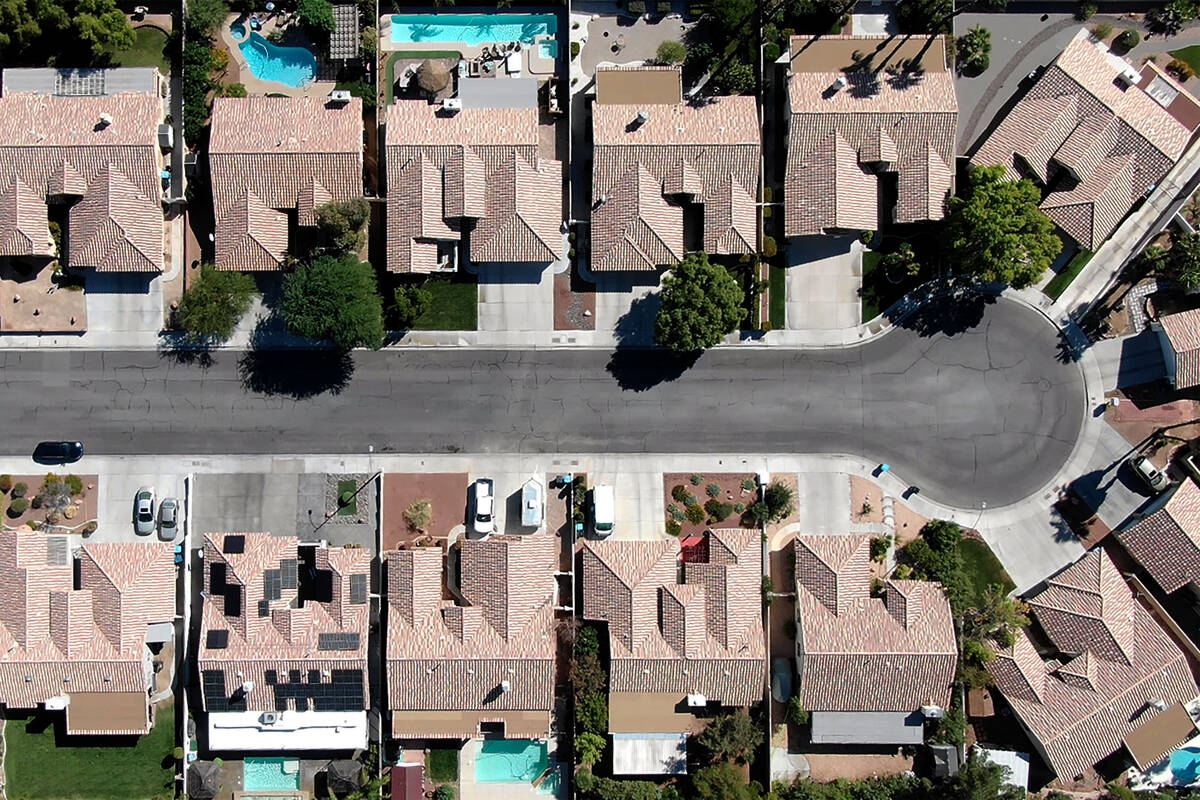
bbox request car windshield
[477,512,492,522]
[138,510,153,521]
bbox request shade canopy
[416,60,451,93]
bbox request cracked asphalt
[0,297,1084,508]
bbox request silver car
[158,497,178,541]
[134,487,156,535]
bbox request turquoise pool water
[238,30,316,87]
[475,739,549,783]
[1171,748,1200,784]
[389,13,557,45]
[243,758,301,792]
[538,40,557,59]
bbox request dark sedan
[32,441,84,464]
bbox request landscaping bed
[0,473,98,531]
[381,472,468,548]
[662,471,758,537]
[1042,249,1093,302]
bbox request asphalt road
[2,297,1084,508]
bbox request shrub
[575,731,606,766]
[869,536,891,562]
[339,489,355,506]
[666,519,682,536]
[0,475,10,493]
[63,505,78,520]
[962,637,995,665]
[689,473,703,485]
[1092,21,1113,39]
[741,477,756,492]
[82,521,97,535]
[433,786,455,800]
[31,494,43,510]
[570,40,580,58]
[746,501,770,523]
[46,510,61,525]
[786,696,809,725]
[576,625,600,657]
[65,474,83,496]
[1169,56,1196,80]
[685,504,706,524]
[1076,0,1097,18]
[685,493,698,507]
[657,0,670,10]
[1115,28,1140,51]
[671,484,690,502]
[393,284,433,328]
[403,498,433,531]
[764,41,781,61]
[734,503,745,513]
[698,710,761,763]
[670,506,686,522]
[7,497,28,516]
[762,235,778,258]
[628,0,646,13]
[11,482,27,499]
[655,39,687,65]
[705,482,721,498]
[764,480,794,521]
[704,498,733,522]
[860,230,874,244]
[575,767,597,793]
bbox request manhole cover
[1039,379,1051,391]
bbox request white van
[592,485,614,537]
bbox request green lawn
[1171,45,1200,73]
[336,478,358,515]
[860,250,885,321]
[104,26,171,74]
[959,537,1015,603]
[5,704,175,800]
[384,50,463,105]
[769,264,786,329]
[412,277,478,331]
[1042,249,1093,302]
[426,747,459,783]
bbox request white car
[134,487,156,535]
[1129,456,1170,493]
[472,479,495,536]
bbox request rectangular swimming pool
[390,13,557,45]
[243,757,302,792]
[474,739,549,783]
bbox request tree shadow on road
[237,323,354,399]
[158,334,215,369]
[606,292,701,391]
[893,288,998,337]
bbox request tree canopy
[654,252,746,353]
[1147,0,1198,36]
[315,197,370,253]
[297,0,336,32]
[655,39,687,65]
[177,265,257,342]
[945,165,1062,288]
[0,0,134,63]
[697,710,761,764]
[1162,230,1200,290]
[186,0,230,38]
[281,253,385,350]
[691,763,759,800]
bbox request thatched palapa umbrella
[187,761,222,800]
[324,760,363,798]
[415,60,451,94]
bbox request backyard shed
[390,764,422,800]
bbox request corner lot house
[590,66,759,272]
[198,533,371,751]
[987,549,1198,780]
[0,529,175,735]
[783,35,957,237]
[971,28,1200,251]
[1153,307,1200,390]
[580,529,764,775]
[793,534,956,744]
[208,96,364,271]
[385,534,557,741]
[0,76,170,271]
[1119,478,1200,599]
[384,101,562,273]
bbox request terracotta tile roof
[0,92,164,270]
[209,97,363,271]
[198,533,370,713]
[785,36,957,236]
[1119,480,1200,594]
[1159,308,1200,388]
[385,535,557,718]
[580,530,765,709]
[591,95,760,271]
[987,549,1199,780]
[793,534,956,712]
[384,102,562,273]
[0,529,174,733]
[971,29,1198,249]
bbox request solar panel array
[269,669,364,712]
[202,669,247,712]
[350,573,367,605]
[281,558,298,590]
[318,632,361,651]
[263,569,282,601]
[258,599,271,618]
[206,629,229,649]
[222,535,245,554]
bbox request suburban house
[0,528,175,735]
[384,101,562,274]
[198,532,371,751]
[385,533,558,741]
[970,28,1200,251]
[1153,307,1200,390]
[793,534,957,745]
[579,529,765,775]
[783,35,957,238]
[208,96,364,271]
[0,75,170,272]
[986,549,1199,780]
[589,66,759,272]
[1118,477,1200,599]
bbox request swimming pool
[243,758,301,792]
[475,739,549,783]
[1171,748,1200,784]
[389,13,557,45]
[238,30,316,88]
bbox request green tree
[654,252,745,353]
[360,25,377,56]
[571,649,606,698]
[764,480,794,521]
[1164,230,1200,289]
[297,0,335,31]
[187,0,230,37]
[956,25,991,74]
[945,165,1062,289]
[655,39,687,65]
[177,265,257,342]
[214,81,248,97]
[929,705,967,745]
[697,710,761,764]
[315,197,370,253]
[281,252,385,350]
[73,0,133,56]
[576,692,608,736]
[575,732,606,766]
[1147,0,1198,36]
[432,787,455,800]
[714,59,755,94]
[183,40,216,142]
[963,584,1030,646]
[691,763,759,800]
[392,284,433,328]
[945,752,1026,800]
[881,242,920,278]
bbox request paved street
[0,297,1084,508]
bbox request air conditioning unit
[686,694,707,707]
[442,97,463,112]
[328,90,352,104]
[1116,64,1141,86]
[261,711,279,725]
[158,123,174,150]
[921,705,946,718]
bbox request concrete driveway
[785,235,862,329]
[587,468,665,541]
[192,473,301,543]
[84,270,164,335]
[476,263,555,333]
[96,470,185,543]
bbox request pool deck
[378,12,558,77]
[217,13,337,98]
[458,739,565,800]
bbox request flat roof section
[66,691,149,735]
[788,35,948,75]
[459,77,538,109]
[810,710,926,745]
[595,67,682,106]
[390,710,548,739]
[612,733,687,775]
[208,710,368,751]
[609,692,695,734]
[1123,702,1198,770]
